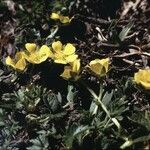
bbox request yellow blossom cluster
[51,41,78,64]
[6,43,51,71]
[50,13,70,24]
[5,41,110,80]
[5,11,150,91]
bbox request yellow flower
[88,58,109,77]
[60,59,81,80]
[59,16,70,24]
[50,13,60,20]
[25,43,37,53]
[52,41,78,64]
[24,43,52,64]
[6,51,26,71]
[134,69,150,90]
[50,12,70,24]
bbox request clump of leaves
[0,108,21,150]
[0,84,67,149]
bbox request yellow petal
[6,52,26,71]
[25,43,37,53]
[60,66,71,79]
[54,52,64,59]
[6,56,15,68]
[39,45,52,58]
[63,43,76,55]
[15,51,25,60]
[50,13,60,20]
[54,59,67,64]
[65,54,78,63]
[25,45,51,64]
[72,59,80,73]
[59,16,70,24]
[25,53,37,64]
[15,58,26,71]
[89,58,109,76]
[134,69,150,90]
[53,52,67,64]
[99,58,109,73]
[52,41,62,52]
[140,81,150,90]
[26,53,46,64]
[90,63,103,76]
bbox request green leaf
[129,110,150,131]
[27,130,49,150]
[89,100,97,114]
[65,124,90,149]
[102,90,114,107]
[46,92,62,112]
[119,22,134,41]
[108,96,128,119]
[67,84,78,103]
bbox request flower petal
[72,59,80,73]
[134,69,150,90]
[63,43,76,55]
[89,58,109,76]
[6,52,26,71]
[15,58,26,71]
[51,13,60,20]
[52,41,62,52]
[140,81,150,90]
[54,59,67,64]
[25,43,37,53]
[90,63,103,76]
[39,45,53,58]
[25,53,38,64]
[99,58,109,73]
[15,51,25,60]
[65,54,78,63]
[6,56,15,68]
[60,66,71,79]
[59,16,70,24]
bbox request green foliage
[130,110,150,131]
[119,22,134,42]
[0,109,21,150]
[0,0,149,149]
[64,124,90,149]
[27,130,49,150]
[108,20,134,44]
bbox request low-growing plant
[0,0,149,149]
